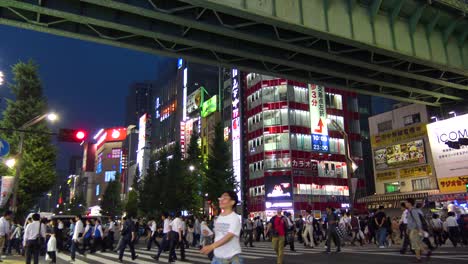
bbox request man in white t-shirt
[200,191,242,264]
[302,210,314,248]
[169,213,185,262]
[152,213,171,261]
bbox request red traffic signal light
[58,129,88,143]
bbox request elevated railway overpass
[1,0,468,106]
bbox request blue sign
[177,58,183,69]
[312,134,329,153]
[0,138,10,157]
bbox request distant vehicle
[23,212,54,228]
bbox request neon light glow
[93,129,104,140]
[111,129,121,139]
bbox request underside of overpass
[1,0,468,107]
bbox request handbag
[36,222,45,247]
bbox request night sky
[0,25,172,170]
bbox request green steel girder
[390,0,405,24]
[409,4,426,34]
[0,0,467,107]
[369,0,383,22]
[183,0,468,74]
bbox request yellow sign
[400,165,432,178]
[371,123,427,148]
[438,176,468,193]
[376,170,398,182]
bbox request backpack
[269,216,287,237]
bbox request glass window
[384,182,400,193]
[264,155,290,169]
[378,120,393,133]
[327,115,344,130]
[264,133,289,151]
[412,178,432,191]
[329,138,345,155]
[105,171,117,182]
[351,141,363,156]
[326,93,343,110]
[95,184,100,196]
[347,97,358,112]
[291,134,312,151]
[317,161,348,178]
[403,113,421,126]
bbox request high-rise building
[152,59,220,153]
[125,81,158,126]
[242,73,365,218]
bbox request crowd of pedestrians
[0,195,467,264]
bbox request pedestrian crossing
[54,242,322,263]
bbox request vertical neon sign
[231,69,242,201]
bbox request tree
[185,131,203,213]
[167,143,184,212]
[67,193,87,216]
[125,190,138,218]
[100,174,122,217]
[203,122,238,208]
[139,154,159,215]
[0,60,57,218]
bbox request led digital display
[312,133,329,153]
[265,175,293,209]
[201,95,218,118]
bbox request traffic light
[57,128,87,143]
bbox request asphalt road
[4,241,468,264]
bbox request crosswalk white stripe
[180,248,262,259]
[133,248,211,263]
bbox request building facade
[362,104,439,211]
[84,127,127,206]
[243,74,365,218]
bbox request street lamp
[10,112,59,212]
[189,165,195,171]
[0,71,4,86]
[326,118,358,211]
[5,158,16,169]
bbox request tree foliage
[185,131,203,214]
[0,60,57,218]
[139,153,161,216]
[203,122,238,208]
[100,175,122,217]
[125,190,138,218]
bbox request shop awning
[357,190,440,204]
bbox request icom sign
[427,114,468,181]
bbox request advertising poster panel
[374,139,426,170]
[265,175,293,210]
[427,114,468,193]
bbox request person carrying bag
[23,213,46,264]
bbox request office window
[384,182,400,193]
[403,113,421,126]
[377,120,393,133]
[105,171,117,182]
[326,93,343,110]
[412,178,432,191]
[112,148,121,159]
[96,184,100,196]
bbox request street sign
[0,139,10,157]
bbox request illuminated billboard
[309,84,328,136]
[201,95,218,118]
[187,88,202,114]
[374,139,426,170]
[265,175,293,209]
[231,69,242,201]
[95,127,127,149]
[137,114,151,176]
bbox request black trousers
[326,227,341,252]
[92,237,104,252]
[47,251,57,263]
[169,232,185,261]
[147,232,160,250]
[244,230,253,247]
[118,237,136,261]
[25,240,40,264]
[156,233,169,258]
